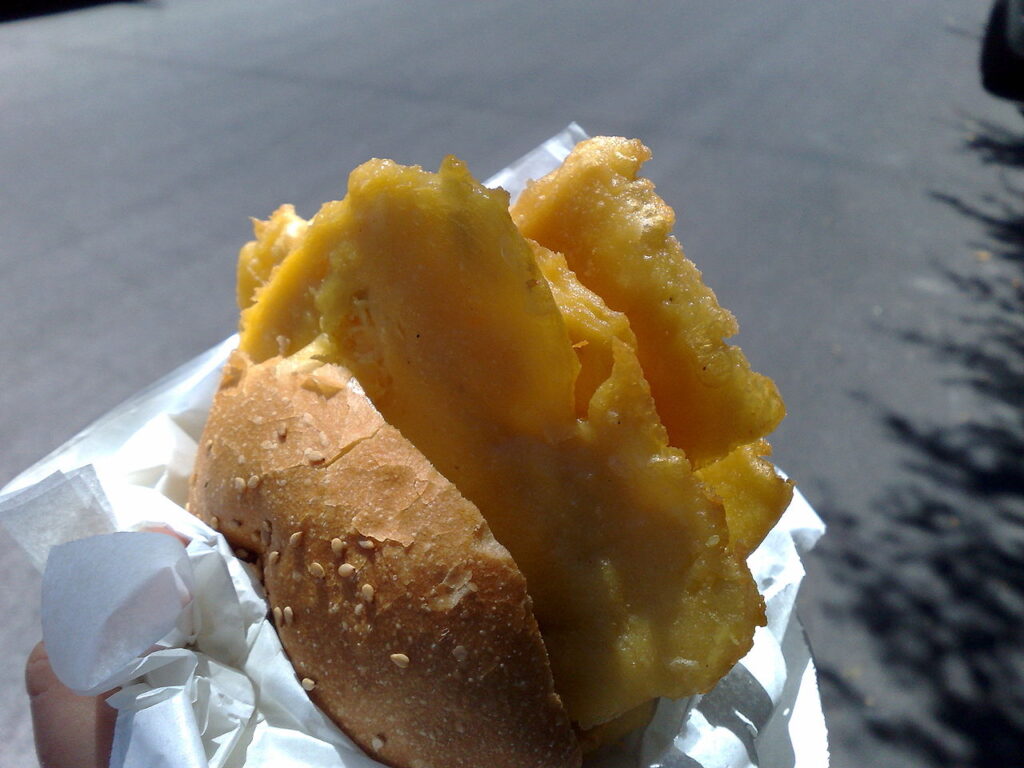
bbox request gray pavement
[1,1,1021,767]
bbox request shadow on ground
[817,119,1024,766]
[0,0,150,23]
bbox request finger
[27,528,186,767]
[25,642,116,768]
[141,524,191,546]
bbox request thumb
[25,641,116,768]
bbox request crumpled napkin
[20,455,376,768]
[0,124,828,768]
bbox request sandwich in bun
[188,137,792,768]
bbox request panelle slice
[237,204,308,311]
[512,137,785,468]
[696,440,793,560]
[239,155,766,729]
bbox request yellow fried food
[237,204,308,310]
[237,155,766,730]
[512,137,785,468]
[697,440,793,560]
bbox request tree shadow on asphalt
[0,1,151,24]
[817,120,1024,766]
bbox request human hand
[26,640,116,767]
[25,526,195,767]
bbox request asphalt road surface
[1,2,1021,767]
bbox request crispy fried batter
[697,440,794,560]
[237,204,308,310]
[512,137,785,468]
[237,155,767,729]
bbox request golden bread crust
[188,351,580,768]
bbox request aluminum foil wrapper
[1,125,828,768]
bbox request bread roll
[188,351,580,768]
